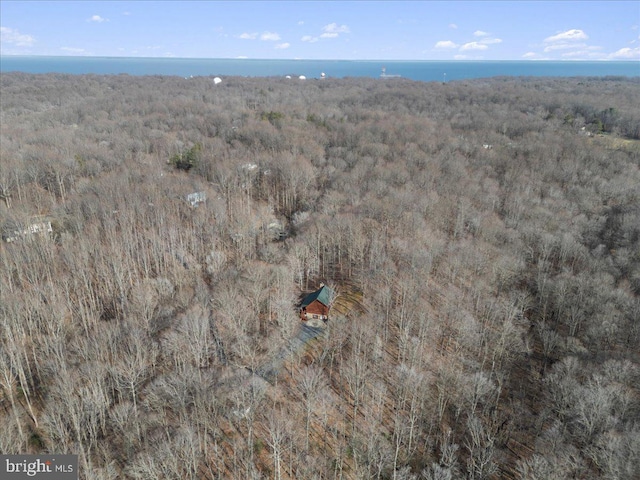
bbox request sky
[1,1,639,60]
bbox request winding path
[254,320,326,382]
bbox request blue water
[1,56,638,82]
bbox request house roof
[300,285,334,308]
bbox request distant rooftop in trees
[186,191,206,207]
[300,284,335,321]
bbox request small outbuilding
[186,191,206,207]
[299,284,334,322]
[2,220,53,243]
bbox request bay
[1,56,638,81]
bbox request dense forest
[1,72,639,479]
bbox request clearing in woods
[254,284,364,382]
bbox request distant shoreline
[3,54,639,62]
[1,56,638,81]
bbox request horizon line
[2,54,639,63]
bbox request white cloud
[449,23,458,29]
[260,31,281,41]
[298,21,304,26]
[544,42,587,52]
[610,46,640,59]
[434,40,458,49]
[551,43,604,59]
[545,29,588,43]
[323,23,350,34]
[522,53,549,61]
[538,29,616,59]
[275,42,290,49]
[460,42,488,51]
[0,27,36,46]
[239,32,258,40]
[61,47,85,53]
[435,30,502,56]
[302,23,350,43]
[561,50,598,59]
[469,31,502,45]
[88,15,108,23]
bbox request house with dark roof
[299,284,335,322]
